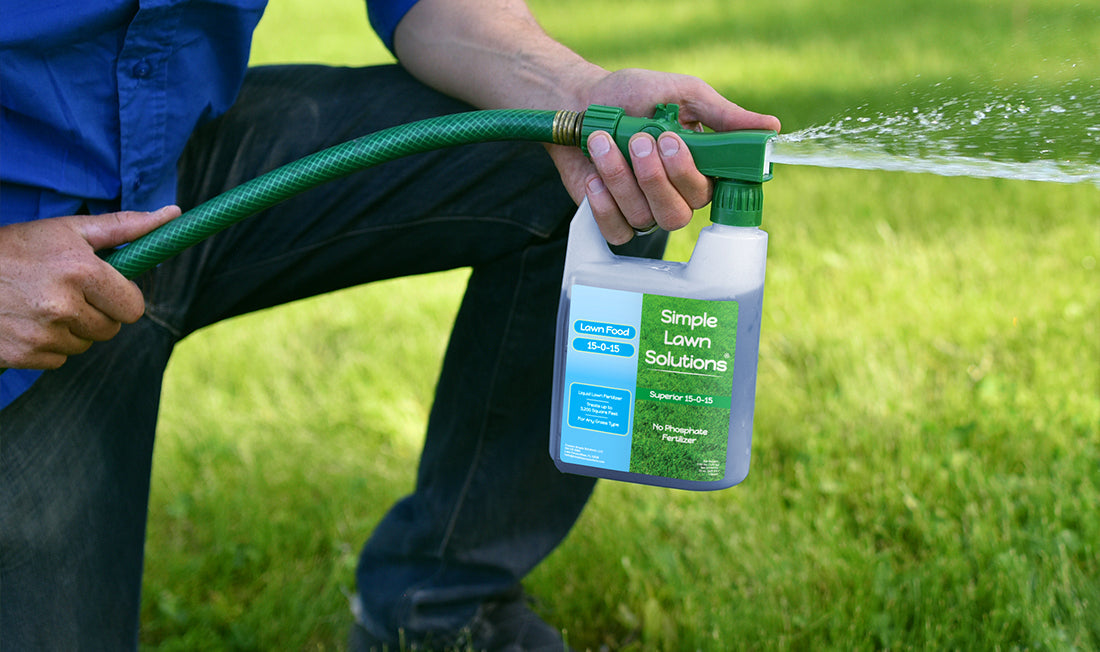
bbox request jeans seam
[433,245,533,559]
[142,308,183,339]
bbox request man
[0,0,780,648]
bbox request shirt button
[132,60,153,78]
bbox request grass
[142,1,1098,649]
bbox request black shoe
[348,588,574,652]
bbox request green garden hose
[0,109,581,376]
[2,104,776,376]
[105,108,584,278]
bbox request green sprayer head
[579,103,776,226]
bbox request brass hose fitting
[551,109,585,147]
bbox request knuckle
[23,325,58,351]
[605,229,634,246]
[595,219,633,246]
[664,205,694,231]
[673,175,713,211]
[117,295,146,324]
[647,192,694,232]
[591,154,632,185]
[59,255,100,282]
[633,162,665,187]
[39,354,68,371]
[36,295,79,323]
[597,164,634,189]
[0,343,27,369]
[689,192,712,211]
[590,211,634,247]
[624,205,655,229]
[102,321,123,340]
[586,183,617,216]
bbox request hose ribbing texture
[104,109,563,278]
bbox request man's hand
[391,0,781,244]
[547,68,782,244]
[0,205,181,369]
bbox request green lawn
[142,1,1099,649]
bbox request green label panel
[628,294,738,481]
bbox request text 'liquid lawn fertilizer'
[549,105,777,490]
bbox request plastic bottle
[549,179,769,490]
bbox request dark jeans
[0,64,666,648]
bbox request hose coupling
[552,109,585,147]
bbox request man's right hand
[0,205,181,369]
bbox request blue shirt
[0,0,418,409]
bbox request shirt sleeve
[366,0,422,54]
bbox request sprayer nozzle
[579,104,777,184]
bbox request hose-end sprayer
[571,103,777,227]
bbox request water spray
[769,82,1100,185]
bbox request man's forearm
[392,0,606,112]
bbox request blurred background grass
[142,0,1098,649]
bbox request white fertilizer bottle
[549,106,776,490]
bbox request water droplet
[1049,105,1066,114]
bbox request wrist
[546,61,609,112]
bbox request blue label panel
[559,286,644,472]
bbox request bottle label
[559,284,738,481]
